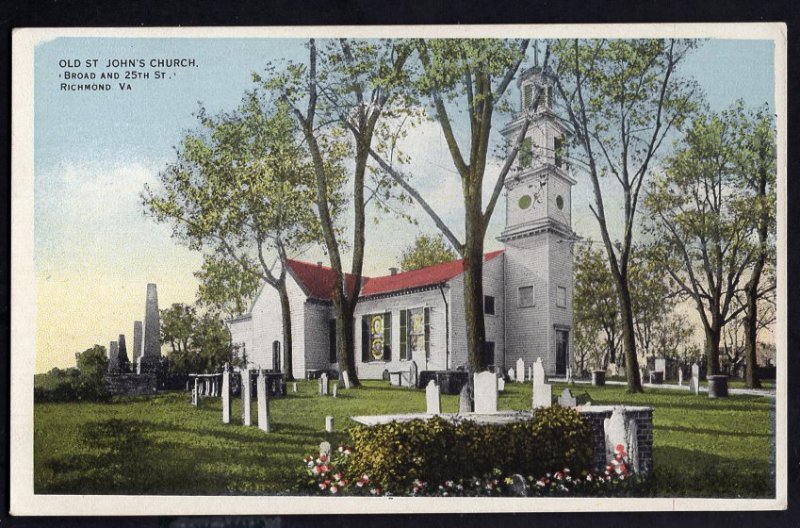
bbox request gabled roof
[360,250,504,297]
[285,250,504,301]
[285,259,362,301]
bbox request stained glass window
[362,312,391,362]
[400,307,430,360]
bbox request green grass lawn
[33,380,774,497]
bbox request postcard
[10,24,787,515]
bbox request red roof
[285,260,361,301]
[286,250,504,301]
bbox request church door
[555,330,569,376]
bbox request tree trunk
[744,282,762,388]
[335,295,360,387]
[616,278,643,392]
[277,281,294,381]
[704,322,722,376]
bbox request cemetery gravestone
[325,416,334,433]
[603,407,639,474]
[473,371,498,413]
[532,358,552,408]
[140,283,162,373]
[508,368,515,382]
[107,341,119,373]
[332,382,338,398]
[509,474,527,497]
[319,441,331,459]
[191,378,198,407]
[689,363,700,395]
[320,373,329,396]
[222,364,231,424]
[132,320,143,367]
[678,367,684,386]
[516,358,525,383]
[425,380,441,414]
[558,388,577,408]
[257,370,270,433]
[341,370,351,389]
[241,369,252,426]
[292,382,297,393]
[498,377,505,392]
[459,383,472,414]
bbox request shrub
[348,406,593,493]
[34,346,111,403]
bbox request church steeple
[498,66,575,243]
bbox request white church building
[228,66,576,380]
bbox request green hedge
[348,406,594,493]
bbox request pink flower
[330,486,339,494]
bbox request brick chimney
[389,267,398,276]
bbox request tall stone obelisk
[108,341,119,373]
[132,321,143,372]
[117,334,131,373]
[139,283,162,374]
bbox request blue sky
[32,37,775,370]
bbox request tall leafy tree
[629,247,678,366]
[644,103,769,376]
[144,98,336,381]
[574,243,621,370]
[733,104,776,388]
[551,39,698,392]
[368,39,535,385]
[263,39,412,385]
[400,233,458,271]
[194,254,261,319]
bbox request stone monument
[558,388,577,407]
[107,341,119,373]
[132,321,143,370]
[425,380,441,414]
[139,283,162,374]
[532,358,552,408]
[257,370,270,432]
[473,371,498,413]
[516,358,525,382]
[241,368,252,426]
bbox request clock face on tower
[518,194,532,210]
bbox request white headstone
[690,363,700,395]
[341,370,351,389]
[257,370,269,433]
[325,415,334,433]
[292,381,297,393]
[241,369,252,426]
[655,358,666,374]
[320,373,329,396]
[508,368,515,382]
[516,358,525,383]
[603,407,639,474]
[532,358,552,408]
[222,364,231,424]
[332,382,338,398]
[473,371,498,413]
[425,380,441,414]
[558,388,577,408]
[191,378,198,407]
[678,368,684,386]
[319,441,331,458]
[459,383,472,413]
[498,377,506,392]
